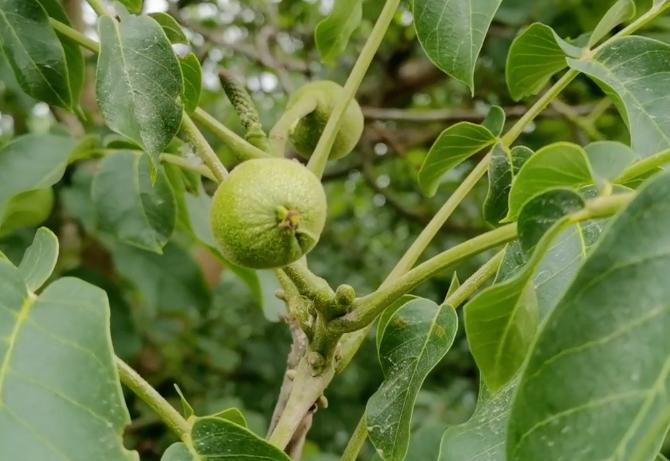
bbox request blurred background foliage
[0,0,667,459]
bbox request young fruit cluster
[288,81,364,160]
[210,158,327,269]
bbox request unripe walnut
[210,158,327,269]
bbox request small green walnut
[286,81,364,160]
[210,158,327,269]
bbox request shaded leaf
[367,298,458,461]
[92,151,176,253]
[482,106,506,136]
[180,52,202,113]
[117,0,143,14]
[508,170,670,461]
[315,0,363,64]
[505,142,593,222]
[0,0,74,108]
[483,144,532,225]
[569,36,670,157]
[506,23,581,101]
[0,188,54,237]
[17,227,58,291]
[418,122,496,197]
[0,262,138,461]
[414,0,503,91]
[0,134,75,220]
[161,443,192,461]
[97,14,183,163]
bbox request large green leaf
[569,36,670,157]
[0,134,75,221]
[109,241,210,317]
[505,142,593,221]
[418,122,497,197]
[506,23,581,101]
[0,261,137,460]
[466,189,586,390]
[92,151,176,253]
[37,0,85,109]
[97,14,183,162]
[585,141,638,186]
[367,298,458,461]
[508,170,670,461]
[315,0,363,64]
[17,227,58,292]
[413,0,503,91]
[0,0,74,108]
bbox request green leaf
[189,417,291,460]
[117,0,143,14]
[568,36,670,157]
[466,191,586,391]
[517,188,585,255]
[589,0,636,47]
[367,298,458,461]
[439,378,517,461]
[210,407,248,427]
[109,241,210,317]
[508,170,670,461]
[482,105,506,136]
[506,23,582,101]
[585,141,638,186]
[0,134,75,219]
[150,12,188,44]
[315,0,363,64]
[0,262,138,461]
[37,0,85,110]
[0,0,74,108]
[92,151,176,253]
[375,294,418,361]
[17,227,58,291]
[180,52,202,114]
[97,14,184,163]
[161,443,193,461]
[483,144,532,225]
[0,188,54,237]
[413,0,503,91]
[418,122,497,197]
[505,142,593,222]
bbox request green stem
[340,412,368,461]
[48,18,99,53]
[332,224,518,333]
[180,113,228,182]
[115,357,190,440]
[615,148,670,184]
[306,0,401,177]
[86,0,109,16]
[445,249,504,308]
[268,357,335,450]
[269,95,318,157]
[159,153,217,181]
[383,154,491,283]
[282,262,334,313]
[191,108,272,161]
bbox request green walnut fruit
[288,81,364,160]
[210,158,327,269]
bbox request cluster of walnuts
[210,81,364,269]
